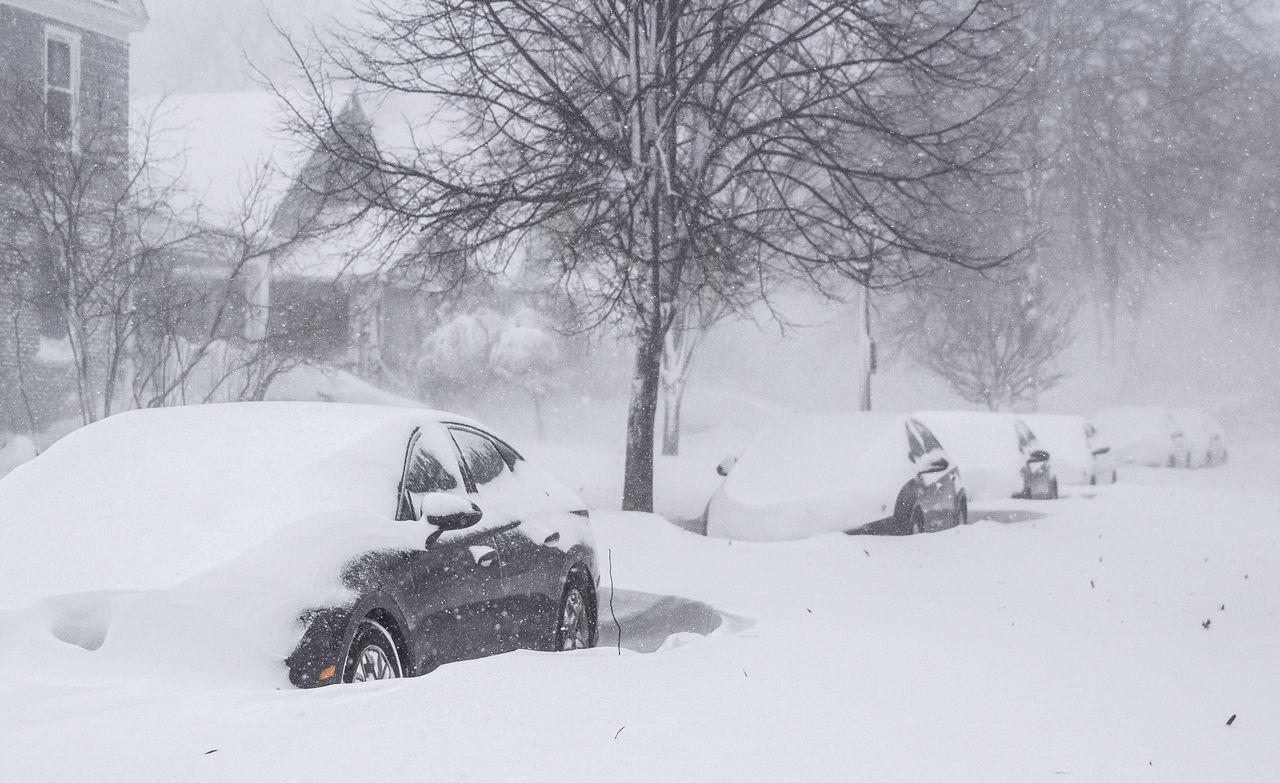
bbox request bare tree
[897,266,1075,411]
[0,87,197,426]
[275,0,1029,511]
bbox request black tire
[342,618,403,684]
[555,574,597,651]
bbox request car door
[397,425,505,669]
[445,426,570,653]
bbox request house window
[44,29,80,145]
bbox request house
[141,90,456,402]
[0,0,149,432]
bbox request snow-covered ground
[1,442,1277,781]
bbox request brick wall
[0,3,132,433]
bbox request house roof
[5,0,149,38]
[142,87,468,281]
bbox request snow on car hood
[706,412,915,541]
[0,402,458,608]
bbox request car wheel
[343,617,403,684]
[555,576,596,651]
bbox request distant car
[915,411,1059,500]
[0,403,599,688]
[1095,406,1187,467]
[1172,408,1229,468]
[705,412,967,540]
[1021,414,1117,485]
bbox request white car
[705,412,967,541]
[1095,406,1187,467]
[1172,408,1229,468]
[1021,414,1117,485]
[915,411,1059,500]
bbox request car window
[906,423,925,462]
[915,422,944,454]
[397,431,461,521]
[1015,421,1035,451]
[450,428,508,488]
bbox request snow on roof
[141,88,464,222]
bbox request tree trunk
[622,314,664,513]
[660,377,684,457]
[531,390,546,441]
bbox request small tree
[898,267,1075,411]
[490,324,561,441]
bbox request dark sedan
[0,403,599,689]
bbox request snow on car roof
[725,411,911,504]
[0,402,479,608]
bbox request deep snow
[1,439,1277,781]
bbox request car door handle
[543,532,561,545]
[469,545,498,568]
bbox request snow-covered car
[0,432,37,480]
[1094,406,1187,467]
[1172,408,1229,468]
[1021,414,1117,485]
[705,412,967,540]
[0,403,598,688]
[915,411,1059,500]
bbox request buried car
[705,412,967,541]
[1173,408,1229,468]
[0,403,598,688]
[1021,414,1117,485]
[1094,406,1187,468]
[915,411,1059,500]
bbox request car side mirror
[919,456,949,475]
[416,492,484,531]
[716,455,738,477]
[1028,449,1050,463]
[1091,446,1111,456]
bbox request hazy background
[130,0,1280,439]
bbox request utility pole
[851,259,874,411]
